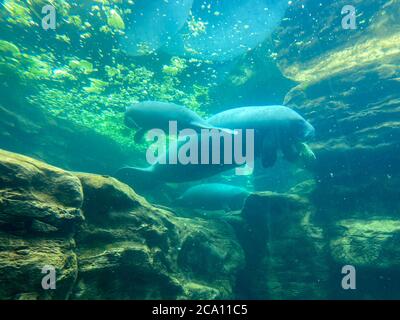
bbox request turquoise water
[1,0,400,300]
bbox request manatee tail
[114,166,159,191]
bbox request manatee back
[178,183,249,210]
[128,101,205,129]
[208,105,303,130]
[179,186,225,209]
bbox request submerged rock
[329,218,400,299]
[0,235,78,300]
[73,172,244,299]
[273,0,400,218]
[0,149,84,232]
[233,192,329,299]
[2,149,400,299]
[231,192,400,299]
[0,149,244,300]
[330,218,400,269]
[0,149,82,299]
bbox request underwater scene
[0,0,400,300]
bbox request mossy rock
[0,149,84,231]
[330,218,400,268]
[0,232,78,300]
[0,149,245,299]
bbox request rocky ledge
[1,149,400,299]
[0,149,244,299]
[273,0,400,218]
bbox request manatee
[116,161,235,186]
[125,101,229,142]
[116,105,315,190]
[115,133,239,191]
[176,183,250,211]
[208,105,315,167]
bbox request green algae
[163,57,187,76]
[2,0,34,27]
[187,13,207,37]
[69,59,94,74]
[107,9,125,31]
[331,218,400,268]
[0,40,21,57]
[26,58,212,152]
[83,78,108,94]
[1,0,214,153]
[282,33,400,84]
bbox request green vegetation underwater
[0,0,400,300]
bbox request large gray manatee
[116,105,314,190]
[208,105,315,167]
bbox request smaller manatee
[124,101,230,142]
[176,183,250,211]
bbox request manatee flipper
[261,138,278,168]
[114,166,159,191]
[297,142,317,168]
[298,143,316,161]
[134,128,147,143]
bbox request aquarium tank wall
[0,0,400,301]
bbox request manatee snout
[124,106,139,129]
[124,114,137,129]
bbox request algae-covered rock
[234,192,329,299]
[0,149,244,300]
[274,0,400,84]
[71,173,184,299]
[0,234,78,300]
[330,219,400,268]
[176,219,245,299]
[73,172,244,300]
[273,0,400,218]
[74,173,144,220]
[0,149,82,299]
[263,0,400,299]
[328,218,400,299]
[0,149,84,231]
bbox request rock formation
[0,149,244,299]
